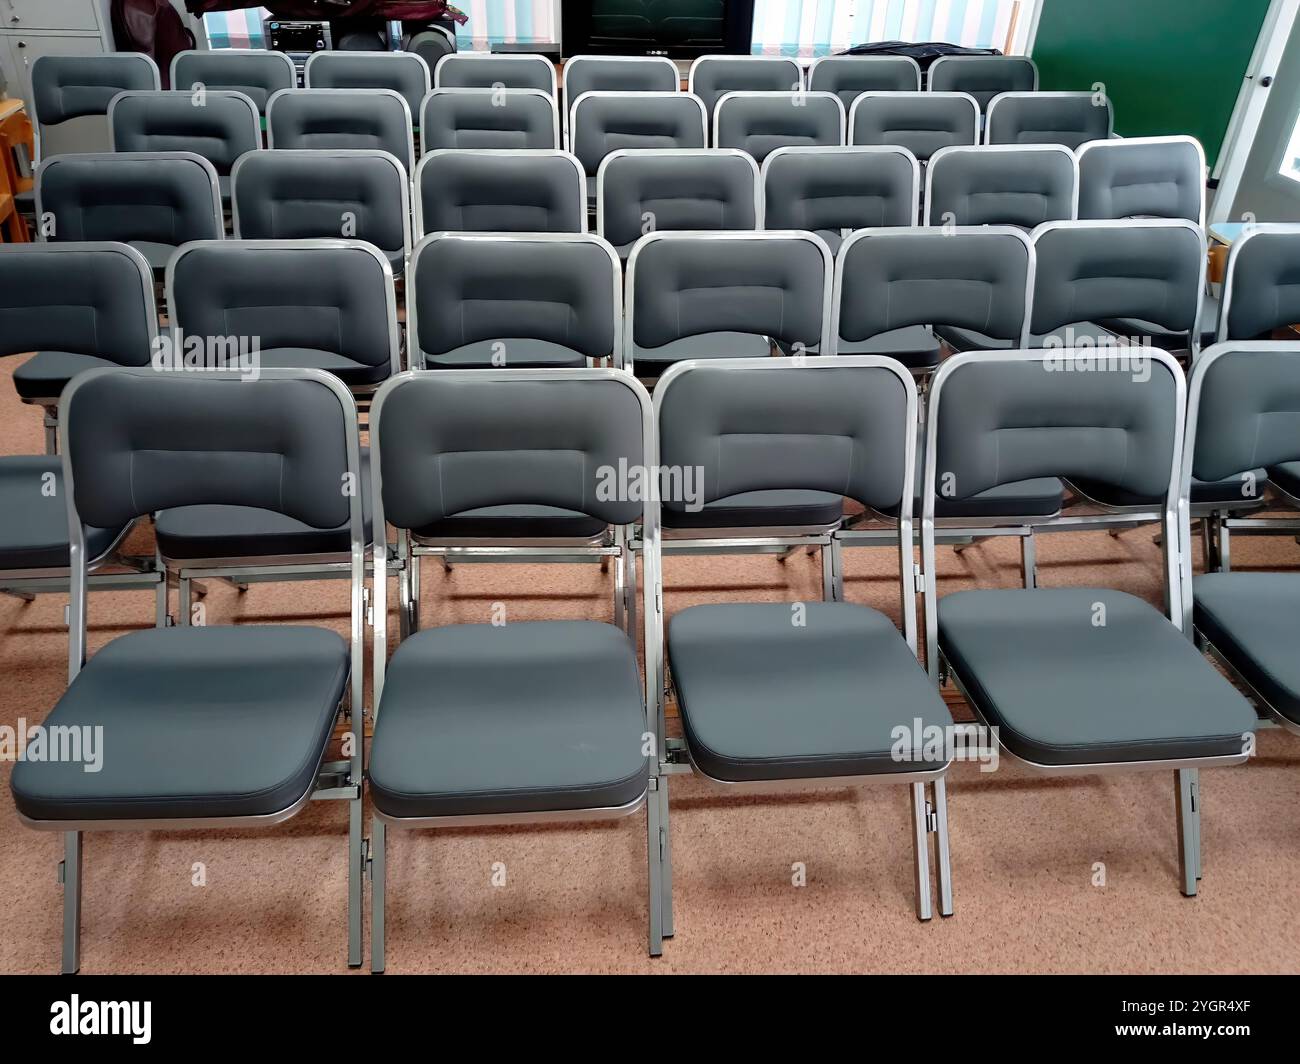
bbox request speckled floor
[2,352,1298,975]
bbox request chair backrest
[926,55,1039,110]
[408,233,622,368]
[688,55,803,128]
[0,242,156,367]
[36,152,223,249]
[170,49,296,114]
[414,150,586,236]
[808,55,922,111]
[30,54,160,161]
[267,88,415,176]
[569,92,707,178]
[1076,136,1206,226]
[305,51,431,119]
[563,55,680,108]
[420,87,559,150]
[834,227,1033,348]
[925,145,1078,227]
[713,91,845,165]
[597,149,759,252]
[1218,224,1300,342]
[232,150,411,269]
[985,91,1113,149]
[433,52,557,96]
[849,92,979,162]
[108,90,261,177]
[627,231,833,366]
[166,240,399,382]
[406,27,456,70]
[762,145,919,236]
[1030,219,1205,348]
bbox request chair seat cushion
[1267,461,1300,501]
[423,338,588,369]
[938,588,1256,766]
[664,489,844,530]
[368,621,649,819]
[932,477,1064,519]
[634,331,771,368]
[257,347,391,386]
[0,456,126,570]
[415,503,606,540]
[1096,294,1219,350]
[834,325,941,369]
[1194,572,1300,727]
[1070,471,1267,509]
[10,625,349,822]
[13,351,127,401]
[669,602,952,782]
[934,323,1121,353]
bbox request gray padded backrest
[689,56,802,123]
[927,56,1037,110]
[37,153,221,247]
[434,54,555,94]
[808,56,921,110]
[65,371,351,530]
[109,91,260,176]
[1222,229,1300,341]
[421,88,557,149]
[418,151,585,234]
[763,146,917,233]
[927,146,1076,227]
[233,151,409,260]
[714,92,844,165]
[850,93,978,161]
[837,229,1030,342]
[171,50,295,113]
[599,151,757,249]
[570,93,706,177]
[376,375,644,528]
[170,242,394,371]
[986,92,1112,149]
[268,89,414,175]
[631,234,828,349]
[0,243,154,366]
[658,363,909,511]
[1031,222,1203,336]
[305,52,431,118]
[934,356,1178,499]
[31,54,159,127]
[564,57,679,101]
[1077,138,1205,224]
[411,236,617,360]
[1192,347,1300,480]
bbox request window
[1279,106,1300,183]
[456,0,559,50]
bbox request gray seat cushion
[423,338,588,369]
[10,625,348,822]
[934,322,1120,352]
[1071,471,1267,509]
[1267,461,1300,501]
[834,325,942,369]
[1194,572,1300,726]
[634,331,771,368]
[257,346,391,386]
[13,352,123,401]
[938,588,1257,766]
[415,503,606,540]
[905,477,1064,520]
[669,602,952,782]
[664,489,844,530]
[368,621,649,818]
[1096,295,1219,351]
[0,456,126,570]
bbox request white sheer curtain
[456,0,559,50]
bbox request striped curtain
[752,0,1022,59]
[456,0,557,49]
[204,8,270,49]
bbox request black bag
[112,0,197,88]
[841,40,1001,73]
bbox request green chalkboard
[1032,0,1271,167]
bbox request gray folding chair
[849,91,980,164]
[654,356,954,927]
[267,88,415,177]
[926,54,1038,110]
[35,151,224,272]
[420,87,559,150]
[232,149,412,274]
[985,91,1114,150]
[366,368,661,968]
[596,148,759,259]
[923,348,1256,897]
[9,367,367,972]
[713,91,846,165]
[29,53,160,162]
[761,145,919,255]
[808,54,922,111]
[433,52,557,96]
[687,54,803,129]
[562,54,680,105]
[305,51,432,121]
[414,149,586,237]
[108,89,261,205]
[1077,135,1207,226]
[170,49,296,114]
[925,144,1079,228]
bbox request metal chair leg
[613,527,627,632]
[348,794,363,967]
[647,780,664,957]
[624,540,638,640]
[1020,532,1037,589]
[1219,523,1232,573]
[178,576,192,627]
[370,818,386,973]
[1176,768,1199,897]
[931,777,953,917]
[60,830,83,974]
[658,776,674,938]
[910,782,933,921]
[408,543,422,632]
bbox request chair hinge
[659,826,667,861]
[363,587,373,627]
[925,802,939,834]
[57,859,66,885]
[361,838,372,879]
[914,564,925,594]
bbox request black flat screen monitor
[562,1,756,60]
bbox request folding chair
[267,88,415,178]
[562,54,680,105]
[985,91,1114,149]
[923,348,1256,896]
[687,54,803,129]
[596,148,759,259]
[925,144,1079,228]
[29,53,159,162]
[1076,136,1207,226]
[713,91,845,165]
[654,357,954,929]
[926,55,1038,111]
[413,149,586,238]
[808,54,922,111]
[170,49,296,114]
[366,368,660,968]
[419,87,559,151]
[305,51,432,121]
[849,91,979,167]
[433,52,557,96]
[9,367,367,972]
